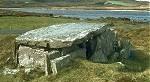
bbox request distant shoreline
[0,7,149,12]
[0,5,149,11]
[48,6,150,11]
[0,7,149,22]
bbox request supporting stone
[61,45,80,56]
[90,36,108,63]
[51,60,57,75]
[45,50,61,75]
[68,48,86,59]
[50,48,86,75]
[14,42,20,66]
[18,46,46,70]
[48,50,61,60]
[50,55,71,75]
[111,52,120,62]
[45,53,50,76]
[86,38,97,59]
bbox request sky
[136,0,150,2]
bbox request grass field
[0,16,80,29]
[0,16,149,82]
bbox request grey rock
[16,23,108,48]
[3,68,19,75]
[120,49,130,60]
[61,45,80,55]
[18,46,46,70]
[48,50,61,60]
[2,68,32,75]
[89,29,116,63]
[111,52,120,62]
[50,55,71,75]
[90,36,108,63]
[90,50,108,63]
[50,48,86,75]
[18,46,61,71]
[119,39,131,60]
[68,48,86,59]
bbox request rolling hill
[0,0,149,9]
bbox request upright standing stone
[90,36,108,63]
[45,53,49,76]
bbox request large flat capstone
[16,23,108,48]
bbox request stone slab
[50,48,86,75]
[18,46,62,71]
[50,55,71,75]
[16,23,108,48]
[18,46,47,70]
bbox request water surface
[2,8,150,22]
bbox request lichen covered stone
[16,23,108,48]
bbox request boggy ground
[0,16,149,82]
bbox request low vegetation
[0,16,80,29]
[0,16,149,82]
[0,9,53,17]
[0,35,16,68]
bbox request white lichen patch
[3,67,34,75]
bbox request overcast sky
[136,0,150,2]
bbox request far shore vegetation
[0,0,149,10]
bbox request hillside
[0,0,149,8]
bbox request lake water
[2,8,150,22]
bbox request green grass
[1,58,149,82]
[0,16,80,29]
[0,17,150,82]
[0,34,16,68]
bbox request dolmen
[15,23,131,75]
